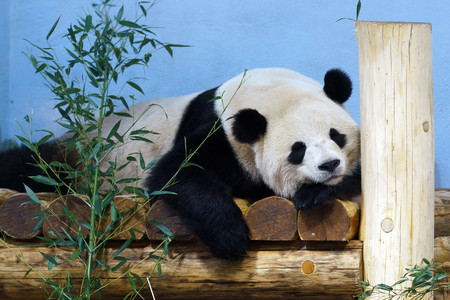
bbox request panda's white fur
[100,92,201,184]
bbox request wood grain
[245,196,298,241]
[357,21,434,288]
[0,239,363,299]
[298,199,359,241]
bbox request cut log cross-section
[145,200,194,241]
[245,196,298,241]
[298,199,360,241]
[43,194,90,239]
[0,193,57,239]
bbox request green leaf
[127,273,137,291]
[36,134,53,147]
[130,129,152,135]
[130,136,153,143]
[119,20,141,29]
[24,184,41,205]
[31,216,45,234]
[85,15,92,32]
[15,135,33,150]
[97,259,112,271]
[140,5,147,17]
[111,256,128,271]
[114,239,133,259]
[23,268,33,279]
[111,203,119,222]
[35,63,47,73]
[356,0,362,21]
[46,16,61,40]
[149,190,177,196]
[70,248,81,260]
[126,81,144,95]
[40,252,59,268]
[116,5,124,21]
[376,283,393,291]
[157,263,163,277]
[31,175,59,186]
[150,220,173,237]
[360,281,370,287]
[113,112,133,118]
[139,152,145,169]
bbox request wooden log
[0,239,363,299]
[434,236,450,300]
[0,188,18,204]
[43,195,90,239]
[145,200,195,241]
[298,199,360,241]
[435,189,450,237]
[357,21,434,289]
[0,193,57,239]
[245,196,298,241]
[99,195,148,240]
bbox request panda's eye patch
[330,128,346,148]
[288,141,306,165]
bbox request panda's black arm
[144,142,249,260]
[0,142,73,193]
[293,163,361,210]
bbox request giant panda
[0,68,361,259]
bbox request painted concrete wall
[1,0,449,187]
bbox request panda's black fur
[0,68,361,259]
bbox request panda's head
[216,68,360,198]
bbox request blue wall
[1,0,449,187]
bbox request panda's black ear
[232,109,267,144]
[323,69,352,104]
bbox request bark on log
[145,200,194,241]
[43,195,90,239]
[245,196,298,241]
[99,195,148,240]
[435,189,450,237]
[298,199,360,241]
[434,236,450,300]
[0,188,18,204]
[0,193,57,239]
[0,239,363,299]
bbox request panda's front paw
[202,217,249,260]
[293,183,335,210]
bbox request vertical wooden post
[356,21,434,287]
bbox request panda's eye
[330,128,346,148]
[288,141,306,165]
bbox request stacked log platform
[0,188,448,299]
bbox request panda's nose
[318,159,340,172]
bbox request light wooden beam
[356,21,434,288]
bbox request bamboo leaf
[356,0,362,21]
[114,239,133,259]
[40,252,59,267]
[46,16,61,40]
[35,63,47,73]
[150,220,173,237]
[119,20,141,29]
[85,15,92,32]
[31,175,59,186]
[23,184,41,205]
[70,248,81,260]
[126,80,144,95]
[127,273,137,291]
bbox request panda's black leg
[293,163,361,210]
[146,157,248,259]
[173,172,249,259]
